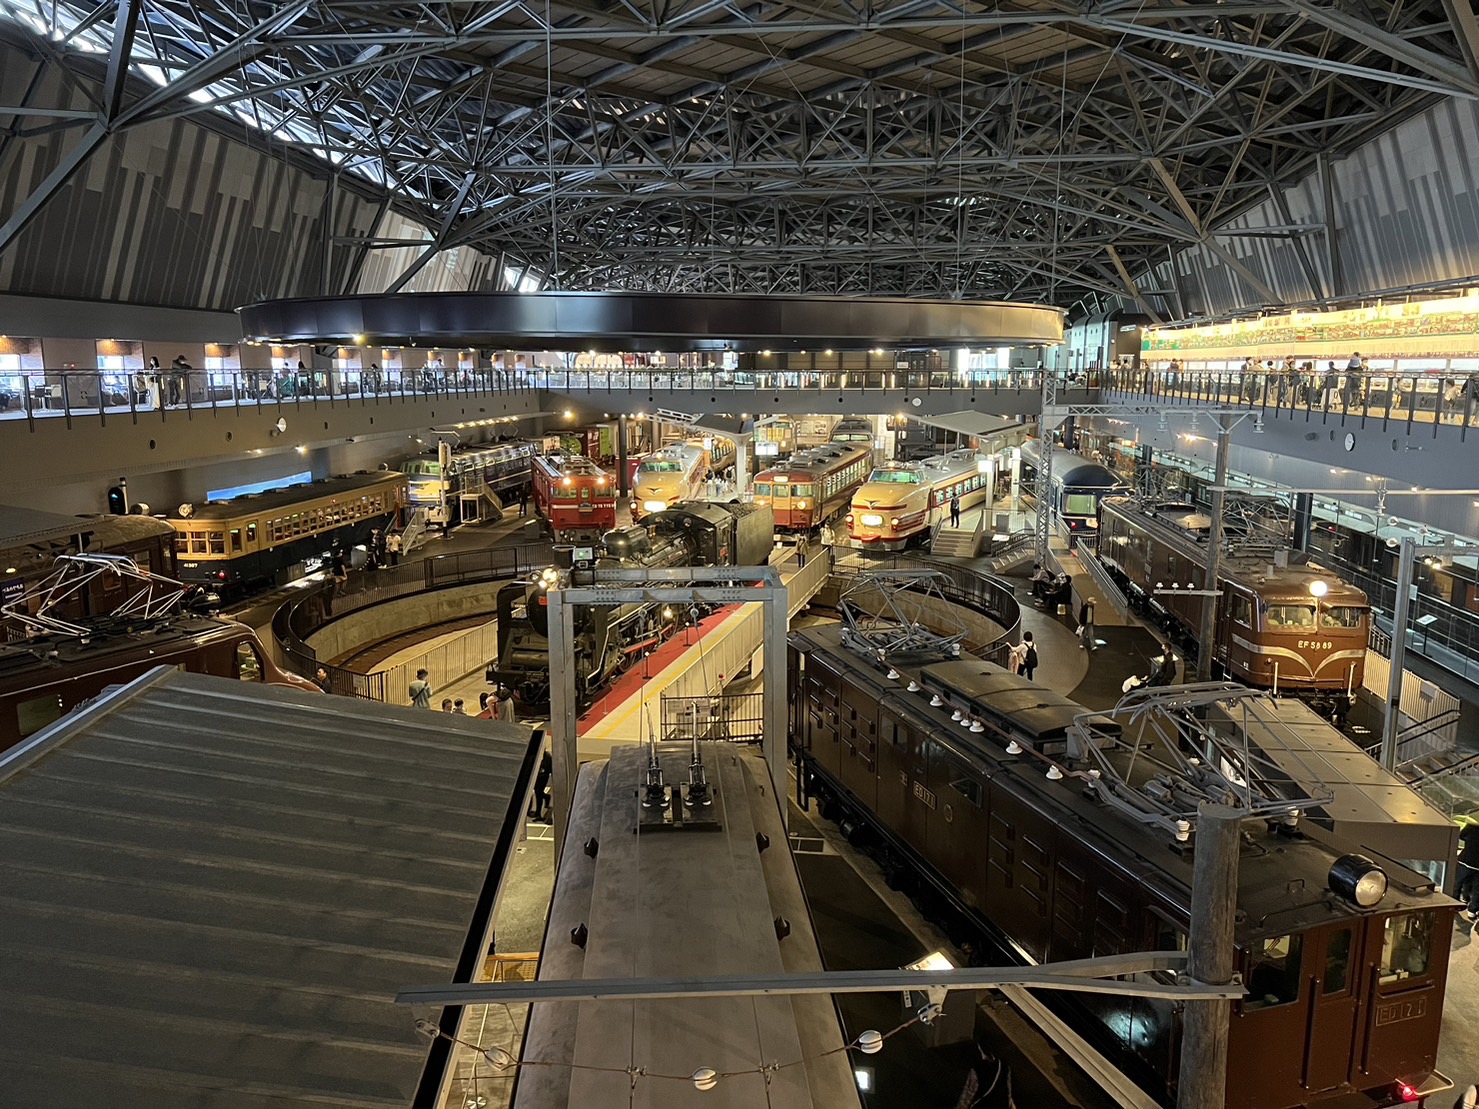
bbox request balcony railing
[1101,366,1479,432]
[0,366,537,429]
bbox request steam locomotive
[489,501,774,708]
[789,622,1456,1109]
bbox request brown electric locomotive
[1098,497,1369,713]
[789,623,1456,1109]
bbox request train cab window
[1245,934,1304,1009]
[794,483,814,498]
[17,693,64,738]
[1228,594,1254,626]
[246,522,257,544]
[236,641,264,682]
[190,532,208,554]
[1265,604,1315,629]
[772,484,791,499]
[174,533,189,554]
[1324,928,1353,994]
[230,529,242,552]
[1322,605,1365,629]
[948,775,982,807]
[209,532,225,555]
[1064,494,1098,517]
[1379,913,1432,985]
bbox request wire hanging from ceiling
[544,0,561,289]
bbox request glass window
[1324,928,1352,994]
[208,532,225,555]
[794,483,814,498]
[772,484,791,499]
[754,483,771,496]
[1064,493,1098,516]
[870,470,919,483]
[246,523,257,544]
[1322,606,1366,628]
[1265,604,1316,629]
[1229,594,1254,626]
[236,641,263,682]
[17,693,64,737]
[1246,933,1304,1008]
[1379,913,1432,984]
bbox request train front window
[1265,604,1316,629]
[1245,933,1304,1008]
[793,484,814,498]
[1064,493,1098,516]
[639,461,682,472]
[1379,913,1432,985]
[772,484,791,499]
[869,470,918,483]
[1322,605,1366,629]
[754,483,771,496]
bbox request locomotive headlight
[563,477,573,486]
[1309,579,1329,597]
[890,517,900,527]
[644,500,666,514]
[796,500,807,508]
[861,514,883,527]
[1328,853,1388,907]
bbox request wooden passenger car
[750,443,872,532]
[163,471,407,595]
[0,616,316,750]
[1098,496,1369,704]
[789,624,1455,1109]
[530,452,616,543]
[847,450,991,550]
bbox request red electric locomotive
[750,443,872,532]
[531,451,617,543]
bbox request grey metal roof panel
[0,503,107,547]
[0,667,541,1109]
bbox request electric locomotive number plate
[912,781,937,809]
[1375,996,1427,1026]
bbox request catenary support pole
[548,592,578,856]
[616,415,629,498]
[1195,420,1232,681]
[763,576,790,832]
[1380,535,1417,771]
[1176,803,1241,1109]
[1291,491,1314,553]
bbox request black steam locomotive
[490,501,774,708]
[789,622,1456,1109]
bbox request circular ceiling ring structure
[238,292,1064,353]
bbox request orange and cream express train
[630,441,710,520]
[847,449,993,551]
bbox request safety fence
[0,365,537,431]
[272,544,543,700]
[659,691,765,745]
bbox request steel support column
[1176,804,1241,1109]
[0,121,107,258]
[1195,418,1232,682]
[1380,536,1416,772]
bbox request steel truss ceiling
[2,0,1477,308]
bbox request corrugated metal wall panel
[1145,97,1479,319]
[353,210,503,294]
[0,39,384,311]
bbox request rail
[0,365,536,431]
[1074,544,1132,614]
[270,544,542,699]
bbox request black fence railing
[1102,366,1478,434]
[660,691,765,745]
[271,544,542,700]
[0,365,538,431]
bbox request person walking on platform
[409,668,433,709]
[1456,820,1479,921]
[530,748,552,822]
[493,684,518,725]
[386,531,401,566]
[1076,599,1096,651]
[950,495,961,528]
[1020,632,1038,680]
[519,484,530,517]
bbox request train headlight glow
[796,500,806,508]
[861,514,884,527]
[890,517,900,527]
[1309,579,1329,597]
[644,501,666,513]
[1328,854,1387,907]
[563,477,572,486]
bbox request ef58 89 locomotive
[490,501,773,707]
[790,623,1455,1109]
[1098,496,1369,715]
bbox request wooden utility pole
[1177,803,1242,1109]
